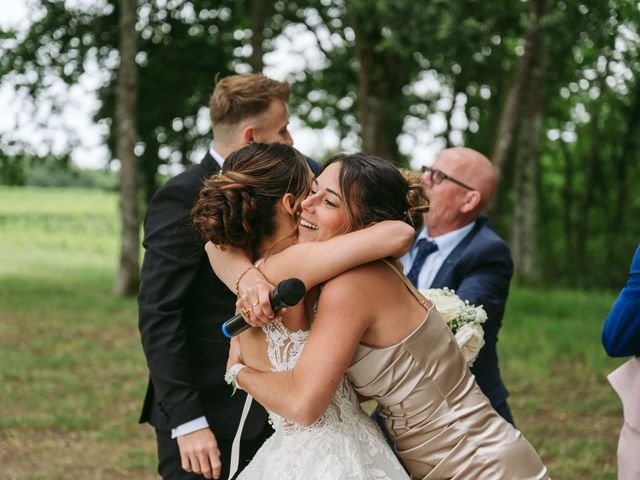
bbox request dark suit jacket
[137,152,267,439]
[430,217,514,409]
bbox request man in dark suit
[401,147,515,424]
[138,73,321,480]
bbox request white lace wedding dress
[236,322,409,480]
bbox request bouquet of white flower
[419,287,487,366]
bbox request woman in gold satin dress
[209,153,550,479]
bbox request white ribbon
[227,393,253,479]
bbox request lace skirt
[237,408,409,480]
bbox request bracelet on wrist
[225,363,246,396]
[235,265,257,296]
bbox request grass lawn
[0,186,627,479]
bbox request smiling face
[297,162,350,243]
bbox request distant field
[0,187,626,479]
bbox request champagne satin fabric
[347,264,549,480]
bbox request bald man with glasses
[401,147,516,424]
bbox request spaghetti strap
[380,259,431,311]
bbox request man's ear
[242,124,256,144]
[460,191,481,214]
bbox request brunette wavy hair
[324,153,429,234]
[192,143,311,254]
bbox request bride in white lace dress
[192,143,418,479]
[236,321,408,479]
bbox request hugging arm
[230,272,369,425]
[206,220,415,294]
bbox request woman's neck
[255,231,297,260]
[255,207,298,260]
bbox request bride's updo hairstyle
[192,142,311,252]
[325,153,429,234]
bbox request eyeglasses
[421,166,475,191]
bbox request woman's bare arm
[207,220,414,292]
[229,269,372,425]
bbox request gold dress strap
[380,259,431,310]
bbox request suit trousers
[155,424,273,480]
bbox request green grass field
[0,186,627,479]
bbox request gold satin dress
[346,263,549,480]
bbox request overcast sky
[0,1,446,171]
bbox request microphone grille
[277,278,306,306]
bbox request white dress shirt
[209,145,225,167]
[400,222,475,290]
[171,144,224,439]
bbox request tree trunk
[113,0,140,297]
[356,74,402,163]
[559,140,575,273]
[511,0,547,284]
[573,52,615,272]
[248,0,269,72]
[575,112,601,266]
[490,3,543,182]
[350,8,406,165]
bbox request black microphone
[222,278,306,338]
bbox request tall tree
[349,3,409,162]
[510,0,548,282]
[113,0,140,296]
[490,8,542,182]
[247,0,272,72]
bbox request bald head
[435,147,496,213]
[424,147,496,236]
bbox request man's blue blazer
[430,217,514,410]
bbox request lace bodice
[262,322,363,435]
[236,322,409,479]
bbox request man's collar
[414,228,429,244]
[423,221,475,252]
[208,144,225,168]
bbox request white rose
[431,294,465,324]
[474,306,488,324]
[419,288,445,302]
[454,323,485,366]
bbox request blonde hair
[209,73,290,126]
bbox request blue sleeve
[602,245,640,357]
